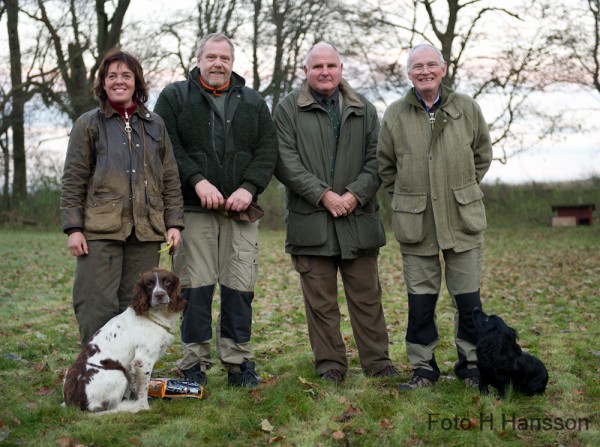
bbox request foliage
[0,219,598,446]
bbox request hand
[67,232,88,257]
[321,190,348,218]
[340,191,359,214]
[225,188,252,212]
[166,228,181,252]
[195,179,225,210]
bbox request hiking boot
[373,365,400,378]
[320,369,345,384]
[398,374,434,390]
[463,376,480,389]
[228,361,259,388]
[182,365,208,387]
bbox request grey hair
[196,33,235,61]
[303,42,341,67]
[407,44,445,72]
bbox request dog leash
[158,241,174,271]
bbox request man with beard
[155,33,278,389]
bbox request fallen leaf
[266,436,286,444]
[250,389,262,404]
[57,437,86,447]
[334,404,362,422]
[332,430,345,440]
[380,418,394,429]
[260,419,274,433]
[33,362,48,372]
[35,386,54,396]
[298,376,315,387]
[338,396,348,404]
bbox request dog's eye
[164,280,171,287]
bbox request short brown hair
[94,48,148,103]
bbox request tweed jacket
[377,85,493,255]
[153,67,278,212]
[274,79,386,259]
[60,101,184,242]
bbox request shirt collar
[414,88,442,112]
[310,87,340,107]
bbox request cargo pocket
[84,194,123,233]
[391,193,427,244]
[453,182,487,233]
[233,223,259,290]
[353,207,386,249]
[287,198,327,247]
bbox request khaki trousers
[175,212,258,372]
[292,254,393,376]
[402,247,482,380]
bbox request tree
[22,0,131,122]
[247,0,342,110]
[370,0,566,163]
[152,0,244,76]
[4,0,28,206]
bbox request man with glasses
[377,44,493,390]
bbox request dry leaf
[260,419,274,433]
[332,430,345,440]
[35,386,54,396]
[334,404,362,422]
[380,418,394,428]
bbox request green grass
[0,224,598,447]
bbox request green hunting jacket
[153,67,278,211]
[377,85,493,256]
[60,101,184,242]
[274,78,386,259]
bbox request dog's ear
[131,273,151,315]
[167,271,186,313]
[507,326,522,355]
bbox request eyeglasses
[410,62,442,73]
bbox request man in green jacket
[274,42,397,383]
[377,44,493,390]
[154,33,278,388]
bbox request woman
[60,48,184,344]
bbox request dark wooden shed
[551,204,595,226]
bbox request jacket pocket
[148,194,167,235]
[452,182,487,233]
[352,207,386,249]
[287,198,327,247]
[84,194,122,234]
[391,193,427,244]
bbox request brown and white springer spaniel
[62,268,185,414]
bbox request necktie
[325,98,340,146]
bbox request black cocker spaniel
[473,308,548,398]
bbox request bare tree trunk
[6,0,27,205]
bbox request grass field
[0,224,598,447]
